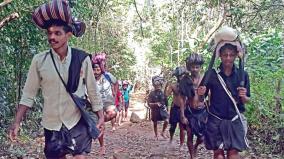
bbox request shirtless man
[165,66,187,149]
[185,53,207,157]
[178,53,207,159]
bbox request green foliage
[0,0,283,157]
[245,30,283,123]
[145,1,283,155]
[244,30,284,155]
[0,1,47,147]
[69,0,136,80]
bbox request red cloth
[115,90,122,107]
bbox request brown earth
[2,92,280,159]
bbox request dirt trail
[86,92,267,159]
[87,92,212,159]
[2,92,271,158]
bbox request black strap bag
[159,104,169,120]
[50,48,100,139]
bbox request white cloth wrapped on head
[213,26,244,57]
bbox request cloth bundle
[32,0,85,37]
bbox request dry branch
[133,0,144,38]
[198,9,227,50]
[275,79,283,114]
[0,12,19,29]
[0,0,12,10]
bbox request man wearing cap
[9,0,104,158]
[198,26,250,159]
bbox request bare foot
[155,135,159,141]
[179,144,185,151]
[161,132,167,139]
[99,146,106,156]
[111,127,116,132]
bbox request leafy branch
[198,6,227,50]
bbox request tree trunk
[275,79,282,114]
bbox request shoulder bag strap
[214,69,242,118]
[215,68,249,147]
[204,69,242,121]
[49,50,75,100]
[50,50,68,89]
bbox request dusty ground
[87,91,211,159]
[2,92,281,159]
[89,120,212,159]
[85,92,280,159]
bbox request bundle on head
[31,0,86,37]
[122,80,129,86]
[152,76,164,86]
[172,66,187,79]
[92,52,107,73]
[213,26,245,58]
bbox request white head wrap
[213,26,244,57]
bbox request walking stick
[198,47,217,101]
[238,42,246,87]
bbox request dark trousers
[44,118,92,158]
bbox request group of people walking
[7,0,250,159]
[91,52,133,155]
[147,28,250,159]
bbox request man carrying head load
[9,0,104,158]
[198,26,250,159]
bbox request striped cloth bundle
[32,0,85,37]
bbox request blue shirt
[204,64,250,120]
[122,85,133,102]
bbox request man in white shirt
[9,1,104,158]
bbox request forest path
[2,92,262,159]
[88,92,212,159]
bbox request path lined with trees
[0,0,283,158]
[2,92,279,158]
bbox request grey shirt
[96,72,117,107]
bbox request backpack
[103,72,113,85]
